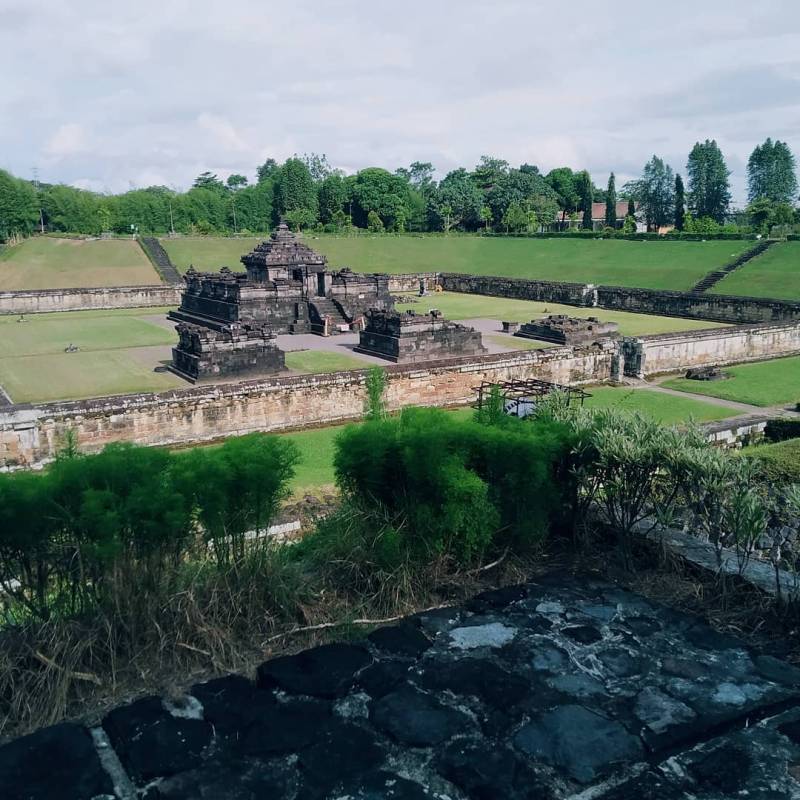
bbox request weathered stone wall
[386,273,439,293]
[0,284,182,315]
[596,286,800,325]
[439,273,592,306]
[0,344,615,469]
[623,322,800,377]
[702,414,769,448]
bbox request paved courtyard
[3,572,800,799]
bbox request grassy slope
[0,238,161,290]
[662,355,800,407]
[0,308,181,403]
[285,350,370,374]
[160,235,749,291]
[710,242,800,301]
[584,386,733,424]
[397,292,726,337]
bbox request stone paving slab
[2,572,800,799]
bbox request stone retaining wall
[0,284,183,315]
[0,344,615,469]
[439,273,592,306]
[623,322,800,377]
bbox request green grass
[661,356,800,407]
[0,237,161,290]
[282,425,343,493]
[486,334,553,350]
[285,350,371,374]
[0,307,182,403]
[583,386,734,424]
[741,438,800,484]
[160,234,749,291]
[397,292,727,337]
[710,242,800,301]
[160,237,261,272]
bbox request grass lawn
[397,291,727,337]
[285,350,370,374]
[160,237,261,272]
[0,307,182,403]
[583,386,734,424]
[159,234,749,291]
[0,237,161,290]
[661,356,800,407]
[710,242,800,301]
[487,334,553,350]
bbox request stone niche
[355,309,487,363]
[515,314,619,346]
[170,320,285,382]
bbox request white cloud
[0,0,798,205]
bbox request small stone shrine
[355,309,486,363]
[171,320,285,382]
[169,223,394,336]
[515,314,619,346]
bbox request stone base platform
[2,573,800,799]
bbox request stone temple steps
[310,297,350,333]
[140,237,182,284]
[690,240,775,294]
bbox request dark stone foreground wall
[3,574,800,799]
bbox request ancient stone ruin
[685,365,729,381]
[514,314,619,346]
[169,224,395,379]
[171,321,285,382]
[169,224,394,336]
[355,309,487,363]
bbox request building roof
[240,223,328,274]
[590,201,635,221]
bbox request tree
[349,168,411,230]
[628,156,675,231]
[0,170,39,241]
[366,210,384,233]
[396,162,435,196]
[275,158,318,223]
[433,168,484,231]
[674,173,686,231]
[501,202,527,233]
[686,140,731,223]
[747,138,798,204]
[605,173,617,228]
[486,168,558,230]
[301,153,334,182]
[471,156,509,191]
[193,172,227,192]
[256,158,279,183]
[574,171,593,229]
[226,174,248,191]
[479,205,493,232]
[318,173,347,224]
[747,198,796,234]
[546,167,579,227]
[284,207,317,232]
[627,197,636,218]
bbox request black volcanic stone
[371,685,471,746]
[597,771,688,800]
[256,643,371,698]
[688,744,753,793]
[416,658,530,708]
[435,737,552,800]
[367,624,432,657]
[755,654,800,687]
[191,674,275,736]
[0,722,114,800]
[466,584,529,611]
[103,695,212,783]
[239,697,331,757]
[150,757,294,799]
[358,660,412,698]
[684,623,743,651]
[620,616,662,636]
[297,721,385,793]
[562,625,603,644]
[778,718,800,745]
[513,704,642,783]
[335,770,438,799]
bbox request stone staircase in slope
[689,239,775,294]
[139,237,182,284]
[309,297,351,335]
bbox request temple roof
[240,223,328,273]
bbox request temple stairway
[689,239,774,294]
[310,297,350,334]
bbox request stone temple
[169,224,395,380]
[355,309,487,363]
[515,314,619,346]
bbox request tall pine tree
[674,173,686,231]
[686,140,731,223]
[605,173,617,228]
[747,138,798,203]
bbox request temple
[514,314,619,346]
[355,309,487,363]
[168,224,395,380]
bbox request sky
[1,0,799,206]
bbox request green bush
[765,419,800,443]
[332,407,572,561]
[742,438,800,485]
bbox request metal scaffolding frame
[473,378,591,417]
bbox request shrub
[743,438,800,485]
[333,407,572,561]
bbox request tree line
[0,138,796,242]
